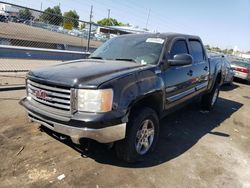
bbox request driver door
[163,38,196,109]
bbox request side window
[189,40,205,63]
[170,40,188,59]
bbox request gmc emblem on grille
[33,90,48,100]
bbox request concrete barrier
[0,45,91,60]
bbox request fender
[207,58,225,92]
[99,66,165,117]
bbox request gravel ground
[0,82,249,188]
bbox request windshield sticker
[146,38,164,44]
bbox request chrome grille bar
[27,79,71,113]
[27,80,70,93]
[29,94,70,110]
[27,85,70,99]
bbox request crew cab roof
[118,32,201,40]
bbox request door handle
[187,70,193,76]
[204,66,208,71]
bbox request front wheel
[115,107,159,162]
[201,81,220,111]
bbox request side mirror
[168,54,193,66]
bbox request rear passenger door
[188,39,209,92]
[163,38,196,109]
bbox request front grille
[27,79,72,114]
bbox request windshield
[90,35,165,65]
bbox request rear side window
[170,40,188,59]
[189,40,205,63]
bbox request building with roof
[0,3,19,16]
[237,52,250,59]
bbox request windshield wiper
[89,56,103,59]
[115,58,137,63]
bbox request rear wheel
[201,80,220,111]
[115,107,159,162]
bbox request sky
[2,0,250,51]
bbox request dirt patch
[0,82,249,187]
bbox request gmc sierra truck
[20,33,224,162]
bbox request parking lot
[0,22,102,48]
[0,81,249,188]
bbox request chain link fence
[0,2,106,54]
[0,1,132,87]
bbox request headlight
[77,89,113,113]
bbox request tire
[226,77,233,86]
[115,107,159,163]
[201,80,220,111]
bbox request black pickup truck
[20,33,224,162]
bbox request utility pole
[87,5,93,52]
[145,8,151,30]
[107,9,110,25]
[40,2,43,11]
[107,8,111,35]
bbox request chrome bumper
[27,110,126,144]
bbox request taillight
[236,67,249,73]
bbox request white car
[231,61,250,84]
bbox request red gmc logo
[33,90,48,100]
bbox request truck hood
[28,59,145,88]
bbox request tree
[63,10,79,28]
[19,8,32,20]
[118,22,124,26]
[97,18,124,26]
[80,23,86,30]
[204,45,211,50]
[210,46,222,53]
[227,49,234,54]
[39,6,63,26]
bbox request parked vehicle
[0,15,8,23]
[231,60,250,84]
[20,33,224,162]
[8,16,20,22]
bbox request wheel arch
[127,91,164,119]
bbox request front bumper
[20,98,126,144]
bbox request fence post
[87,5,93,52]
[87,22,92,52]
